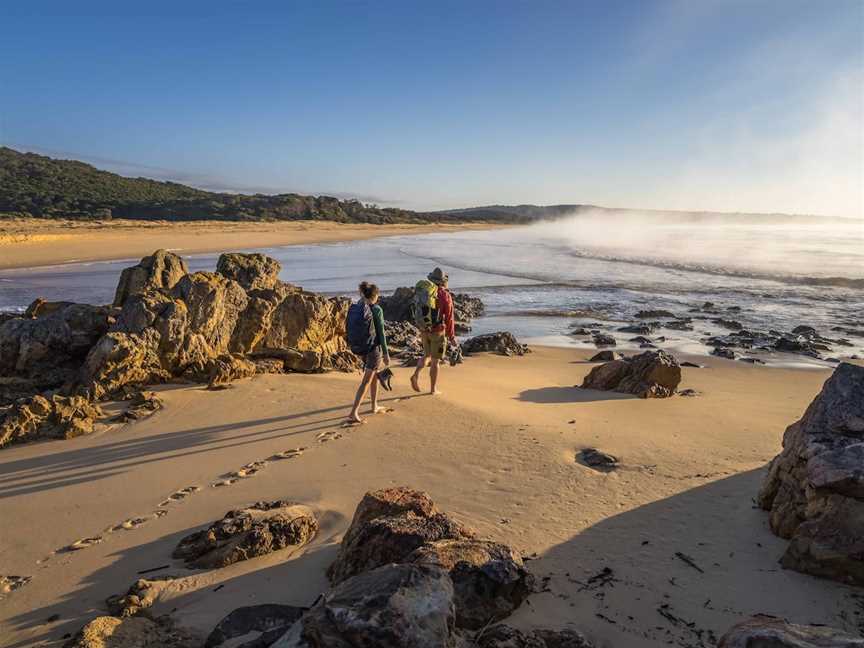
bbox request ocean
[1,215,862,365]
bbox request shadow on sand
[517,386,633,404]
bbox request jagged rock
[272,563,462,648]
[717,615,864,647]
[577,448,619,470]
[25,298,75,318]
[664,320,694,331]
[173,272,249,353]
[253,358,286,374]
[384,320,424,363]
[216,252,282,291]
[173,501,318,569]
[409,539,534,630]
[792,325,818,337]
[113,250,189,307]
[1,393,103,448]
[64,615,200,648]
[617,323,655,335]
[117,390,162,422]
[81,330,168,400]
[106,576,177,618]
[206,604,306,648]
[475,625,594,648]
[580,350,681,398]
[588,350,621,362]
[713,318,743,330]
[0,302,112,393]
[758,363,864,585]
[463,332,529,356]
[328,486,474,584]
[712,347,736,360]
[0,376,42,406]
[453,293,485,321]
[635,309,675,319]
[183,353,258,389]
[592,333,617,347]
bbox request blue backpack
[346,300,377,355]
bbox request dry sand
[1,347,860,647]
[0,218,502,270]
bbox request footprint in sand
[113,516,152,531]
[317,429,343,443]
[0,575,32,596]
[211,460,268,487]
[153,509,169,518]
[270,447,306,460]
[61,536,104,552]
[158,485,202,506]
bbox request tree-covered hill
[0,147,483,224]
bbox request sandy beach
[0,219,503,270]
[1,347,860,647]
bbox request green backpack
[413,279,442,331]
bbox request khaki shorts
[421,331,447,360]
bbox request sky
[1,0,862,217]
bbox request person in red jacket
[411,267,456,395]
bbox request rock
[271,563,462,648]
[113,250,189,307]
[453,293,485,321]
[384,320,424,364]
[738,357,765,364]
[252,357,287,374]
[116,391,162,422]
[678,388,699,397]
[379,287,485,328]
[409,539,534,630]
[462,332,529,356]
[713,318,743,331]
[173,272,249,354]
[758,363,864,584]
[0,302,112,395]
[628,335,653,345]
[327,509,474,586]
[588,350,621,362]
[25,298,76,318]
[64,615,199,648]
[216,253,282,291]
[187,353,258,389]
[591,333,616,347]
[792,325,818,337]
[173,501,318,569]
[1,393,103,448]
[617,324,654,335]
[577,448,619,470]
[476,625,594,648]
[635,309,675,319]
[711,347,736,360]
[106,576,177,618]
[717,615,864,647]
[580,350,681,398]
[81,330,168,400]
[205,604,306,648]
[664,320,694,331]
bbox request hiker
[346,281,391,424]
[410,267,456,395]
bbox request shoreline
[0,218,507,270]
[0,346,859,647]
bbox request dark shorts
[362,347,383,371]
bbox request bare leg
[349,370,375,422]
[430,358,440,395]
[369,373,381,412]
[411,356,427,392]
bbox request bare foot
[345,415,363,425]
[430,390,442,396]
[410,374,421,393]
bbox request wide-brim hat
[428,267,448,284]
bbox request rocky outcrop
[206,604,306,648]
[216,253,282,291]
[717,615,864,647]
[0,302,113,400]
[272,564,462,648]
[379,286,485,332]
[476,625,595,648]
[64,615,199,648]
[592,333,616,347]
[462,332,529,357]
[173,501,318,569]
[409,539,534,630]
[0,393,103,448]
[384,320,424,364]
[113,249,189,307]
[757,362,864,585]
[589,350,621,362]
[580,349,681,398]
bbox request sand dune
[1,347,860,647]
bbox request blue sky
[1,1,862,216]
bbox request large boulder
[1,393,103,448]
[718,615,864,647]
[272,563,462,648]
[379,287,417,323]
[172,272,249,354]
[252,291,350,359]
[64,615,199,648]
[409,539,534,630]
[205,604,306,648]
[216,253,282,292]
[113,250,189,307]
[81,330,168,400]
[173,501,318,569]
[462,332,529,357]
[580,349,681,398]
[758,362,864,584]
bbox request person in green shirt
[347,281,391,424]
